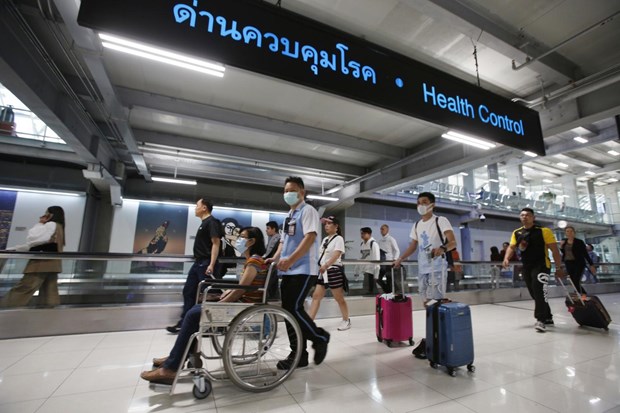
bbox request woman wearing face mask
[141,226,268,385]
[2,206,66,308]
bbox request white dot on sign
[395,78,404,88]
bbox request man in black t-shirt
[167,198,222,333]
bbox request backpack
[414,216,455,266]
[369,240,387,261]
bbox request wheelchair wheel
[222,305,301,393]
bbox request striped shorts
[317,265,346,289]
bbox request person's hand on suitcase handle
[555,265,566,279]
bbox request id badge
[287,219,296,236]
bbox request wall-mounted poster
[0,190,17,250]
[132,202,188,273]
[269,212,288,230]
[213,208,252,259]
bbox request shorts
[316,266,347,290]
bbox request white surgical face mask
[235,238,249,254]
[283,191,299,206]
[417,204,433,215]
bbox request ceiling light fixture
[556,162,569,168]
[441,131,496,150]
[459,172,469,176]
[151,176,197,185]
[608,150,620,156]
[542,179,554,183]
[307,194,339,202]
[524,151,538,157]
[574,137,588,144]
[488,178,499,183]
[516,184,527,188]
[99,33,225,77]
[585,171,596,176]
[0,187,82,197]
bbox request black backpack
[370,240,387,261]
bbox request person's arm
[433,229,456,257]
[219,262,259,302]
[277,232,317,271]
[371,240,380,276]
[208,236,220,275]
[391,237,400,260]
[394,239,418,268]
[320,250,343,275]
[548,242,566,278]
[267,241,283,264]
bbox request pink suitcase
[375,267,414,347]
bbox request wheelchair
[152,263,303,399]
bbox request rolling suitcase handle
[391,266,407,300]
[556,275,585,305]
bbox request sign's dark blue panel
[78,0,545,155]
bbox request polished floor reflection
[0,294,618,413]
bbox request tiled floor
[1,294,619,413]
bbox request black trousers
[280,275,329,357]
[522,264,552,322]
[565,261,586,294]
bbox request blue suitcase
[425,301,475,376]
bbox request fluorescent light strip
[524,151,538,157]
[0,186,82,197]
[488,178,499,183]
[516,184,527,188]
[442,134,493,150]
[585,171,596,176]
[101,41,225,78]
[542,179,553,183]
[100,33,225,72]
[574,137,588,144]
[307,194,339,202]
[442,131,496,150]
[459,172,469,176]
[556,162,569,168]
[151,176,197,185]
[608,150,620,156]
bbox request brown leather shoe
[152,356,168,368]
[140,367,176,385]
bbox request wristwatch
[439,245,447,252]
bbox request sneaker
[544,318,554,325]
[412,338,427,359]
[337,319,351,331]
[535,321,546,332]
[313,332,330,365]
[276,352,309,370]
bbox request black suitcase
[559,278,611,331]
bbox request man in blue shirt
[270,177,330,370]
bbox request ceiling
[1,0,619,209]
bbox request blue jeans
[164,304,201,370]
[180,260,210,321]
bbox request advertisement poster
[0,190,17,250]
[132,202,188,273]
[213,208,252,259]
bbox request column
[587,180,598,212]
[506,164,523,196]
[559,174,578,208]
[487,163,499,194]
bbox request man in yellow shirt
[503,208,565,332]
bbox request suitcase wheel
[467,364,475,373]
[376,335,382,343]
[447,368,456,377]
[429,361,437,369]
[386,340,392,348]
[409,338,414,346]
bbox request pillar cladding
[487,164,499,194]
[559,175,578,208]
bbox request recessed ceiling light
[608,150,620,156]
[488,178,499,183]
[542,179,553,183]
[459,172,469,176]
[574,137,588,144]
[524,151,537,157]
[556,162,569,168]
[585,171,596,176]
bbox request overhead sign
[78,0,545,155]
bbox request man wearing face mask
[269,176,330,370]
[394,192,456,304]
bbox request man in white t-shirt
[394,192,456,304]
[378,224,400,293]
[355,227,380,295]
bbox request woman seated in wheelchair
[141,226,268,385]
